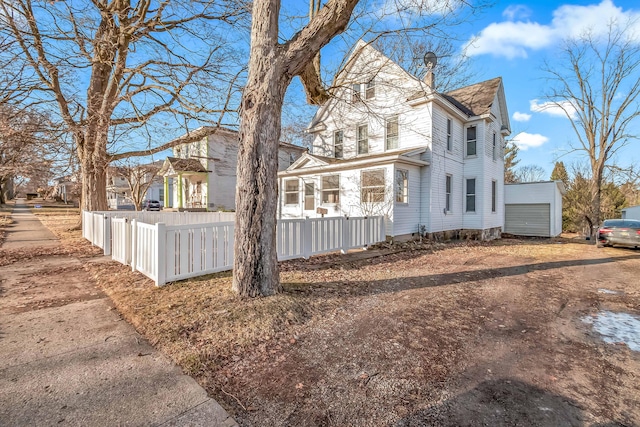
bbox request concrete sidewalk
[0,200,237,426]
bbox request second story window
[357,124,369,155]
[352,83,361,103]
[365,79,376,99]
[447,118,452,151]
[386,116,398,150]
[466,126,477,156]
[334,130,344,159]
[492,132,497,160]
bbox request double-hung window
[386,116,399,150]
[321,175,340,204]
[352,83,361,103]
[446,119,452,151]
[365,79,376,99]
[396,169,408,203]
[334,130,344,159]
[361,169,385,203]
[492,132,497,160]
[491,180,497,212]
[466,178,476,212]
[285,179,299,205]
[445,175,452,212]
[357,124,369,155]
[466,126,477,156]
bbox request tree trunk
[78,131,109,212]
[232,0,288,297]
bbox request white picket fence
[83,211,385,286]
[82,210,236,255]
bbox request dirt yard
[3,204,639,426]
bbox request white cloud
[511,132,549,151]
[530,99,578,119]
[513,111,532,122]
[465,0,640,59]
[502,5,532,21]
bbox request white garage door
[504,204,550,237]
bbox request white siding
[310,47,431,161]
[461,120,484,231]
[392,164,422,236]
[425,103,465,233]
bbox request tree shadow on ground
[395,378,627,427]
[284,254,640,298]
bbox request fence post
[303,217,312,259]
[124,218,131,265]
[103,215,111,256]
[155,223,166,286]
[341,216,350,254]
[131,219,137,272]
[379,216,386,243]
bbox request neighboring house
[278,41,511,241]
[51,175,79,204]
[622,205,640,220]
[160,127,306,211]
[106,169,133,210]
[504,181,566,237]
[106,162,164,210]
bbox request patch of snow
[583,311,640,352]
[597,288,621,295]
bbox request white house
[622,205,640,220]
[278,41,511,241]
[160,127,306,211]
[504,181,566,237]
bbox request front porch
[159,157,209,210]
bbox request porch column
[163,176,169,208]
[177,173,183,209]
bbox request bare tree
[514,164,547,183]
[542,20,640,237]
[233,0,489,297]
[0,0,248,213]
[0,105,54,203]
[111,161,162,211]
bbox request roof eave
[279,151,429,177]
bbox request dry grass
[0,201,14,244]
[22,205,640,426]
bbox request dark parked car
[142,200,162,211]
[597,219,640,248]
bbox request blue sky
[281,0,640,179]
[456,0,640,177]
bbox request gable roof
[441,77,502,117]
[162,157,208,174]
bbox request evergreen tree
[504,141,520,184]
[550,161,570,187]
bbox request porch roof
[160,157,208,177]
[279,148,428,177]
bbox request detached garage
[622,205,640,220]
[504,181,565,237]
